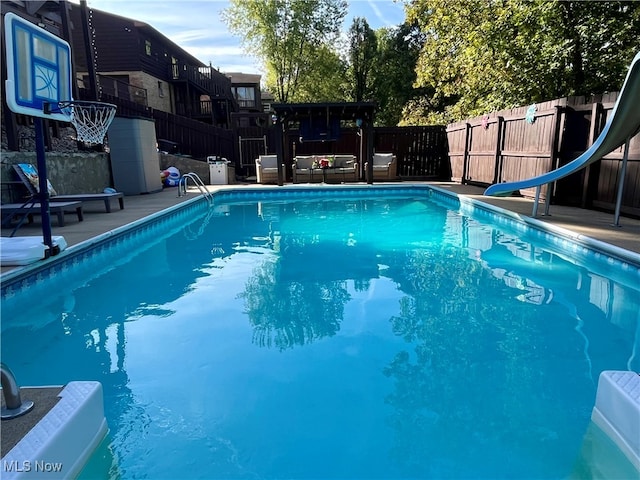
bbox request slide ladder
[484,51,640,225]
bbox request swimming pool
[2,185,639,479]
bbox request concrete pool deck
[1,181,639,275]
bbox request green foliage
[347,17,378,102]
[222,0,347,103]
[290,45,349,103]
[405,0,640,123]
[372,23,429,126]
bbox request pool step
[591,370,640,470]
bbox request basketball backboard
[4,12,73,122]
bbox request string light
[88,7,102,99]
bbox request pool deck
[1,181,639,275]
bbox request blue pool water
[1,187,638,479]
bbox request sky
[80,0,407,77]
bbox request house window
[171,56,178,79]
[232,86,256,108]
[145,40,152,56]
[158,81,164,98]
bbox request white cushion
[257,155,278,168]
[373,153,394,165]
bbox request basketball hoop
[45,100,117,145]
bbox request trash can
[208,156,229,185]
[108,117,163,194]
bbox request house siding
[129,72,173,112]
[69,5,141,72]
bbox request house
[226,72,272,129]
[67,2,238,128]
[1,1,267,165]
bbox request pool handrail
[1,362,34,419]
[484,51,640,224]
[178,172,213,205]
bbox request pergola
[271,102,377,185]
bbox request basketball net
[67,101,117,145]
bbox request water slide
[484,51,640,205]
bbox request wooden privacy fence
[446,93,640,217]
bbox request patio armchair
[365,153,397,181]
[255,155,284,184]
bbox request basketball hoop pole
[33,118,54,251]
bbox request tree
[347,17,377,102]
[222,0,347,103]
[286,45,349,103]
[405,0,640,123]
[372,23,427,126]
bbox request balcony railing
[237,99,257,109]
[95,74,148,106]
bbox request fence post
[462,122,471,184]
[492,116,504,184]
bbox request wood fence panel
[375,126,448,178]
[466,117,499,184]
[592,133,640,217]
[496,107,557,199]
[554,104,595,206]
[445,122,468,182]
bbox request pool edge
[2,184,639,294]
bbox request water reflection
[239,201,380,349]
[234,198,639,476]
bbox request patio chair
[13,163,124,213]
[255,155,283,184]
[365,153,398,181]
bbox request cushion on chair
[257,155,278,168]
[294,156,315,170]
[333,155,355,169]
[372,153,394,165]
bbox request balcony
[96,75,147,106]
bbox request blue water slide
[484,51,640,219]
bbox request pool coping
[1,183,639,295]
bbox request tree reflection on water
[239,255,350,351]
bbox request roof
[225,72,262,85]
[271,102,377,122]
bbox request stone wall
[1,152,112,203]
[1,148,237,206]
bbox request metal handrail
[178,172,213,205]
[1,363,34,419]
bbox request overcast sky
[78,0,407,76]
